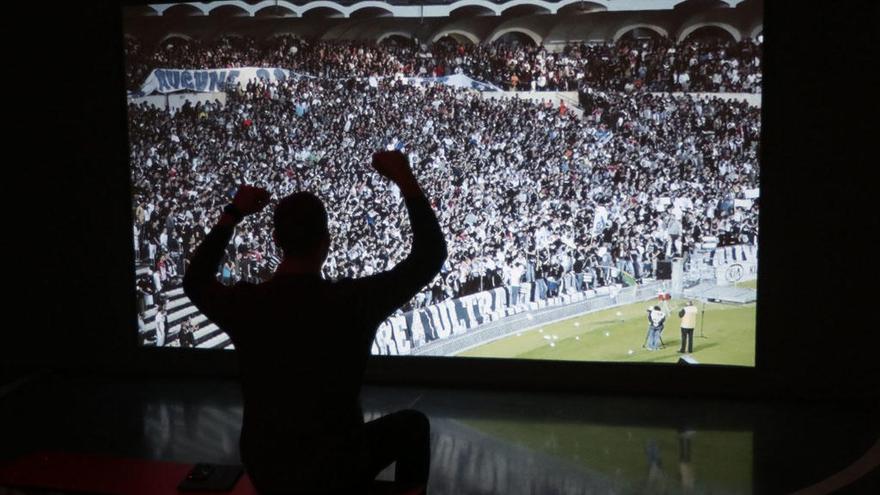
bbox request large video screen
[127,1,761,366]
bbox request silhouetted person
[183,150,447,494]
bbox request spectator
[128,59,759,320]
[126,35,762,95]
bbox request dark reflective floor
[1,372,877,494]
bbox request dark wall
[10,1,878,400]
[754,0,876,399]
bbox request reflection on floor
[1,373,877,494]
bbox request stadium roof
[137,0,748,18]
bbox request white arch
[749,24,763,40]
[251,0,296,16]
[678,22,742,42]
[155,3,209,16]
[446,0,501,16]
[673,0,731,8]
[205,0,252,16]
[299,1,348,17]
[489,27,543,45]
[498,0,552,15]
[448,5,498,17]
[431,29,481,45]
[347,2,396,17]
[612,23,669,41]
[377,31,415,43]
[157,32,194,45]
[254,5,297,17]
[550,0,610,14]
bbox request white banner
[135,67,303,95]
[712,244,759,285]
[715,261,758,285]
[400,73,502,92]
[134,67,502,96]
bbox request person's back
[227,274,383,490]
[184,151,446,494]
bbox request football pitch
[456,282,757,366]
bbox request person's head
[273,192,330,261]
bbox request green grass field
[456,293,756,366]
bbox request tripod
[642,325,666,349]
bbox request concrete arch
[749,24,763,40]
[446,0,501,16]
[157,33,194,45]
[432,29,481,45]
[377,31,415,43]
[448,5,497,17]
[498,1,552,16]
[348,2,396,17]
[488,27,543,45]
[678,22,742,42]
[348,9,393,20]
[157,4,208,16]
[254,5,298,18]
[612,23,669,41]
[674,0,731,8]
[551,0,610,14]
[251,0,297,15]
[299,1,348,18]
[207,2,252,17]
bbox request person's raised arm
[353,150,448,324]
[183,185,270,322]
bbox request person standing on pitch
[678,300,698,354]
[645,305,666,350]
[183,150,447,494]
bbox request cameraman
[645,305,666,351]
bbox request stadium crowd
[125,34,762,94]
[129,73,760,313]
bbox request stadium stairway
[136,266,234,350]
